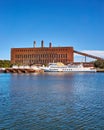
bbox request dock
[4,68,44,73]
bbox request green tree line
[0,60,11,68]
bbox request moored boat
[41,62,96,72]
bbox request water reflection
[0,73,104,129]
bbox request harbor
[1,61,104,73]
[0,62,98,73]
[1,67,104,73]
[4,68,104,73]
[0,0,104,129]
[1,40,104,74]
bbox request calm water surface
[0,72,104,130]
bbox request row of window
[15,59,68,64]
[15,54,67,59]
[14,48,69,52]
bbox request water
[0,72,104,130]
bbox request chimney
[33,41,36,48]
[49,42,52,48]
[41,40,44,48]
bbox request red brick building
[11,41,74,65]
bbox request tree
[0,60,11,68]
[94,60,104,69]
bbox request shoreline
[0,68,104,73]
[96,68,104,72]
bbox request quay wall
[4,68,44,73]
[1,68,104,73]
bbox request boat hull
[43,68,96,72]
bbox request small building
[11,40,74,65]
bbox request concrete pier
[96,68,104,72]
[4,68,44,73]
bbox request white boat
[41,62,96,72]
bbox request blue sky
[0,0,104,61]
